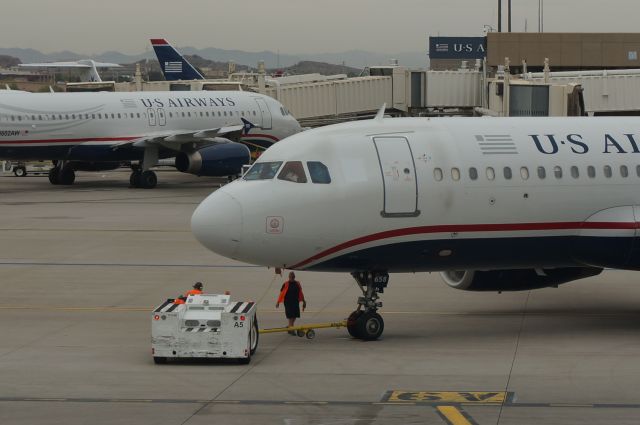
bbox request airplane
[0,90,301,188]
[150,39,204,81]
[192,110,640,340]
[19,59,121,83]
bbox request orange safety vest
[277,280,304,304]
[173,289,202,304]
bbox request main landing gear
[129,168,157,189]
[346,271,389,341]
[48,162,75,185]
[130,147,158,189]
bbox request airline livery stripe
[290,221,640,269]
[0,136,139,145]
[241,133,280,142]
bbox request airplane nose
[191,190,243,259]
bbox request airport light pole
[498,0,502,32]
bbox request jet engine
[175,143,250,177]
[440,267,603,292]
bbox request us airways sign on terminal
[530,133,640,154]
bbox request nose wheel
[346,271,388,341]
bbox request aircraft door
[157,108,166,126]
[147,108,157,126]
[373,136,420,217]
[254,98,272,129]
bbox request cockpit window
[277,161,307,183]
[307,161,331,184]
[244,161,282,180]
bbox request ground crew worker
[276,272,306,333]
[173,282,204,304]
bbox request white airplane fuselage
[0,91,300,162]
[192,117,640,274]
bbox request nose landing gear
[346,271,389,341]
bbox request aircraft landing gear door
[373,136,420,217]
[254,98,272,129]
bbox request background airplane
[18,59,121,83]
[192,113,640,340]
[150,39,204,81]
[0,90,300,188]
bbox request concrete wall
[488,33,640,69]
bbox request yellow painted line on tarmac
[385,391,507,404]
[437,406,473,425]
[24,398,67,402]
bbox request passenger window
[486,167,495,181]
[307,161,331,184]
[520,167,529,180]
[537,166,546,179]
[604,165,612,178]
[244,161,283,180]
[570,166,579,178]
[434,168,443,182]
[588,166,596,178]
[621,165,629,178]
[503,167,512,180]
[451,168,460,181]
[554,166,562,179]
[468,167,478,180]
[278,161,308,183]
[636,165,640,177]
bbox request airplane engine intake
[440,267,603,292]
[175,143,250,177]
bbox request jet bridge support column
[346,271,388,340]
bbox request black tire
[140,170,157,189]
[250,315,259,355]
[59,167,75,185]
[347,310,364,338]
[48,167,60,185]
[153,356,167,364]
[14,166,26,177]
[356,311,384,341]
[129,170,141,188]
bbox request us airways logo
[530,133,640,154]
[164,61,182,73]
[140,97,236,108]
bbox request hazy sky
[1,0,639,54]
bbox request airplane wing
[112,124,245,151]
[19,61,122,69]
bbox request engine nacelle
[175,143,250,177]
[440,267,603,292]
[70,161,121,171]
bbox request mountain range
[0,46,427,69]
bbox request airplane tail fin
[150,39,204,81]
[241,117,258,134]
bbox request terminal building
[11,32,640,122]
